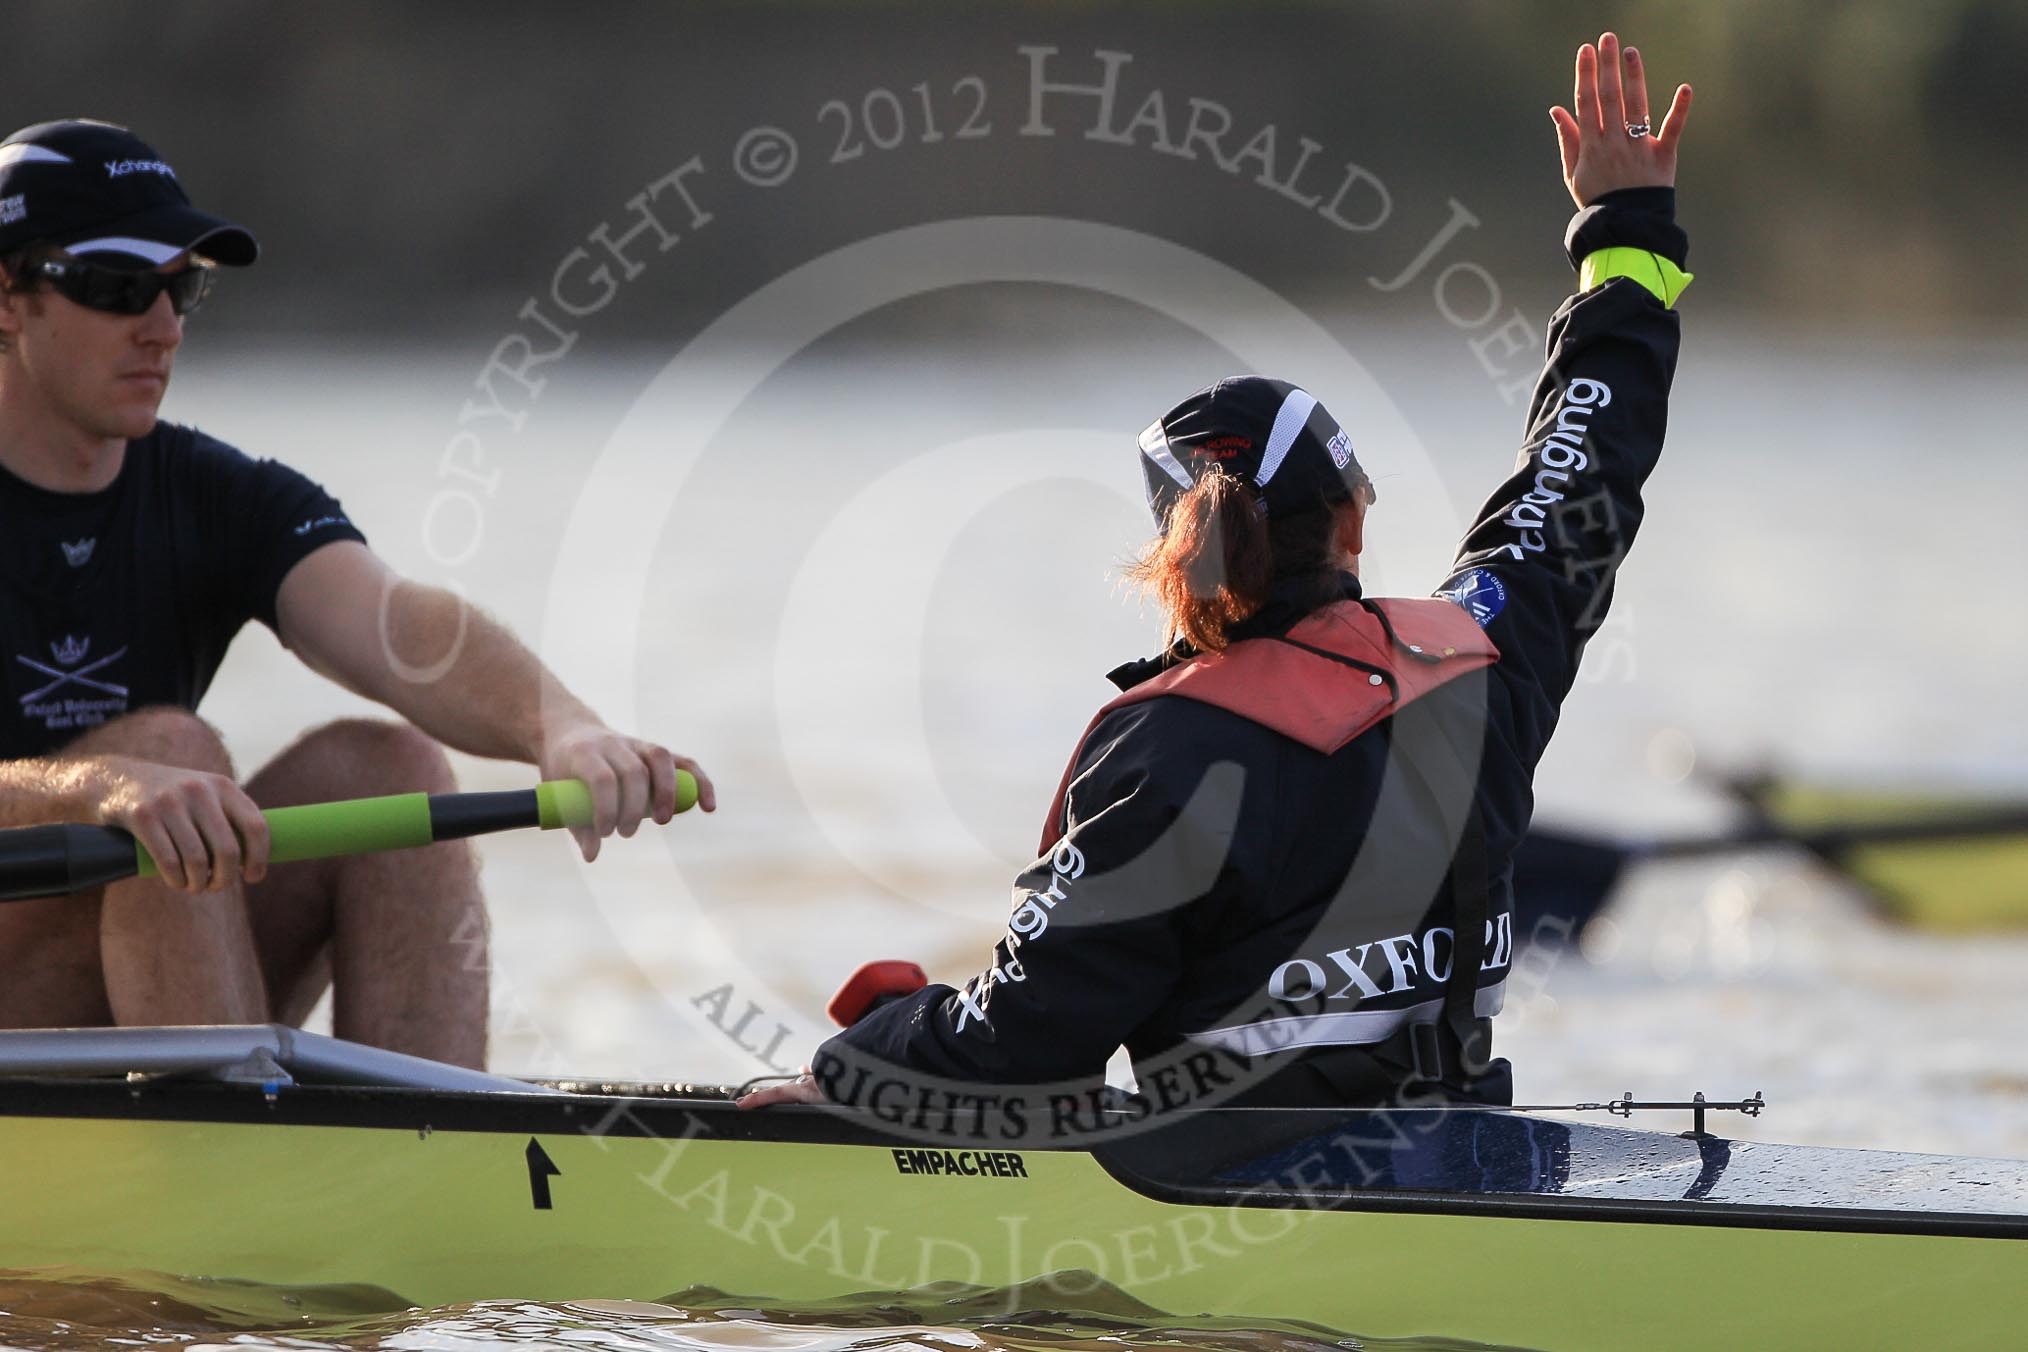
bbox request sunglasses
[27,257,214,317]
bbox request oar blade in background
[1733,777,2028,931]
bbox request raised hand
[1550,32,1692,208]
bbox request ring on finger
[1625,121,1651,138]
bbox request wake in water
[0,1269,1532,1351]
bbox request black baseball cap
[0,119,257,269]
[1138,376,1368,530]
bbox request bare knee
[274,719,457,797]
[67,707,234,777]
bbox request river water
[0,1274,1519,1351]
[3,312,2023,1348]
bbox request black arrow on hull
[526,1137,561,1210]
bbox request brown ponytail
[1126,469,1273,653]
[1128,470,1363,653]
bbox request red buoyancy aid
[1039,598,1500,853]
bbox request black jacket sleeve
[814,702,1242,1089]
[1438,188,1687,794]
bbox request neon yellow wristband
[1579,247,1694,307]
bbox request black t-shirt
[0,422,367,758]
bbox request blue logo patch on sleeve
[1439,568,1507,628]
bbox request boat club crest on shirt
[0,422,370,761]
[14,634,129,736]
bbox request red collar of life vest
[1039,597,1499,854]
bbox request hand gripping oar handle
[0,773,697,903]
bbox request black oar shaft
[426,788,542,842]
[1641,805,2028,861]
[0,824,142,902]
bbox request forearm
[0,756,112,828]
[368,581,599,763]
[277,543,709,855]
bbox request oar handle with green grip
[0,772,697,903]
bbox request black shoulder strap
[1355,596,1448,666]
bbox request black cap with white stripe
[1138,375,1367,531]
[0,119,257,269]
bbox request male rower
[0,119,715,1068]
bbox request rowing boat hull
[1,1078,2023,1350]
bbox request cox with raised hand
[743,32,1696,1117]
